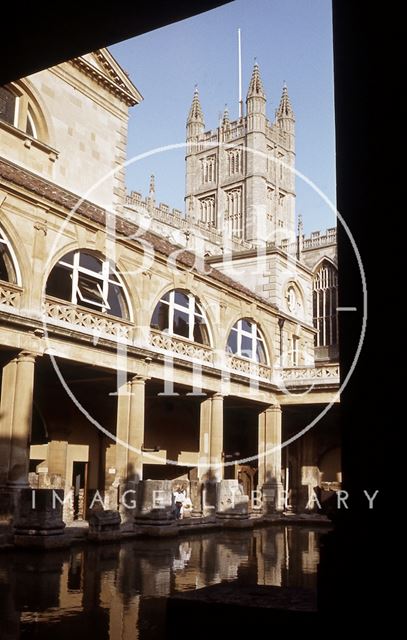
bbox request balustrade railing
[226,354,273,381]
[149,329,213,363]
[280,364,339,385]
[44,297,132,339]
[0,281,22,308]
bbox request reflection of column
[258,405,283,512]
[210,393,224,481]
[256,528,284,586]
[302,530,319,575]
[198,397,211,480]
[8,352,36,487]
[127,376,147,482]
[0,357,17,486]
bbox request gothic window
[201,155,216,184]
[225,187,243,237]
[46,250,129,318]
[0,85,40,139]
[227,318,268,364]
[286,286,297,313]
[313,261,338,347]
[228,147,243,175]
[0,227,20,284]
[150,289,210,345]
[199,195,216,226]
[278,190,286,206]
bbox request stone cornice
[69,54,142,107]
[0,156,280,315]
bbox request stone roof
[0,157,277,311]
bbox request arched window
[0,87,18,127]
[46,250,129,318]
[0,84,43,140]
[0,227,20,284]
[313,261,338,347]
[150,289,210,345]
[225,187,243,237]
[199,195,216,226]
[227,318,268,364]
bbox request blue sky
[110,0,336,234]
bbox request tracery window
[199,195,216,226]
[228,146,243,175]
[201,155,216,183]
[225,187,243,237]
[313,261,338,346]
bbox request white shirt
[174,491,186,503]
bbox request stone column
[300,433,320,512]
[198,397,211,481]
[192,397,212,516]
[7,351,36,488]
[115,383,131,482]
[47,440,68,484]
[0,357,17,486]
[127,375,147,482]
[258,405,283,513]
[210,393,224,482]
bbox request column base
[135,480,175,529]
[13,489,67,548]
[88,510,121,542]
[261,482,285,514]
[216,479,249,520]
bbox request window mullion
[71,252,80,304]
[101,260,109,312]
[252,323,257,361]
[237,321,242,357]
[188,294,194,341]
[16,94,28,131]
[169,291,175,336]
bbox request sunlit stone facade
[0,49,339,535]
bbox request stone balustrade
[149,329,213,363]
[44,297,132,340]
[0,281,22,308]
[226,354,273,382]
[280,364,339,386]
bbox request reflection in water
[0,526,322,639]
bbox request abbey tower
[185,62,296,247]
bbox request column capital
[265,404,281,414]
[212,393,224,400]
[17,351,38,364]
[130,375,150,386]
